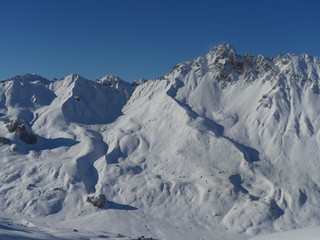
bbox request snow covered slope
[1,44,320,240]
[250,226,320,240]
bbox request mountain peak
[99,75,123,83]
[64,74,88,82]
[208,43,237,58]
[97,75,130,88]
[5,73,49,82]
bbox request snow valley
[1,44,320,240]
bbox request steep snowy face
[1,45,320,240]
[155,44,320,234]
[51,74,133,125]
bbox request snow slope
[250,226,320,240]
[1,44,320,239]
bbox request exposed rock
[311,84,319,94]
[0,137,10,145]
[6,119,37,144]
[86,194,107,208]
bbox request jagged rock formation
[6,119,37,144]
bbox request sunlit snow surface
[1,221,320,240]
[250,226,320,240]
[1,44,320,240]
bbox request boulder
[86,194,107,208]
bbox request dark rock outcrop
[6,119,37,144]
[0,137,10,145]
[87,194,107,208]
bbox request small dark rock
[26,184,36,190]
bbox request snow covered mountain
[1,44,320,240]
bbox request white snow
[250,226,320,240]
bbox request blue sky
[0,0,319,82]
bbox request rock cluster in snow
[6,119,37,144]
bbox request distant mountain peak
[132,78,148,86]
[208,43,237,58]
[64,74,88,82]
[97,75,130,88]
[99,75,124,82]
[5,73,49,82]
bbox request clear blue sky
[0,0,319,82]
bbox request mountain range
[1,43,320,240]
